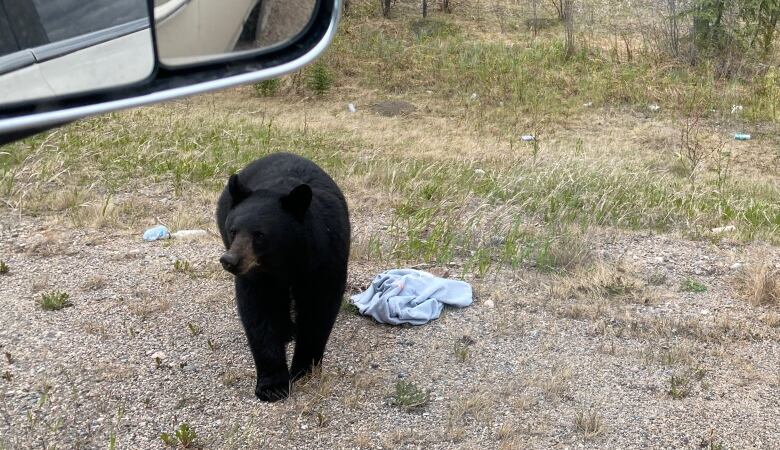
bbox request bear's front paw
[255,382,289,402]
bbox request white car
[0,0,333,143]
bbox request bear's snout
[220,253,240,274]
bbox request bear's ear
[280,184,312,220]
[228,174,251,205]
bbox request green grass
[327,14,780,129]
[37,291,72,311]
[0,261,7,275]
[2,108,778,276]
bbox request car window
[32,0,148,42]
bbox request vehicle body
[0,0,336,144]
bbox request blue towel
[351,269,473,325]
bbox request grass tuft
[737,261,780,307]
[574,408,605,438]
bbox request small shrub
[681,278,707,293]
[161,423,198,448]
[254,79,280,97]
[0,261,8,274]
[38,291,73,311]
[390,381,429,410]
[306,63,334,95]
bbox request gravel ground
[1,209,779,449]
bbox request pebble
[484,299,495,308]
[730,262,744,270]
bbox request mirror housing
[0,0,339,144]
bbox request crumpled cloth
[351,269,473,325]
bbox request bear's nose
[220,253,239,274]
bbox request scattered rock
[347,103,356,113]
[484,299,495,308]
[648,104,660,112]
[730,262,744,271]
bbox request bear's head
[220,173,312,277]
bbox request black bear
[216,152,350,402]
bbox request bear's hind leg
[289,282,342,382]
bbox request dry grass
[81,275,108,291]
[737,260,780,307]
[553,262,653,304]
[534,365,573,399]
[128,296,172,319]
[574,408,605,438]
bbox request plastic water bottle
[143,225,170,241]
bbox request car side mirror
[0,0,340,144]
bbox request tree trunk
[381,0,392,18]
[562,0,575,58]
[667,0,679,57]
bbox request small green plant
[37,291,73,311]
[253,78,280,97]
[161,423,198,448]
[389,381,429,410]
[0,260,8,274]
[668,373,691,399]
[700,429,727,450]
[207,338,218,351]
[453,341,469,362]
[341,297,360,315]
[187,322,202,337]
[681,278,707,293]
[2,371,12,381]
[306,63,334,95]
[173,259,192,273]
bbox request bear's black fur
[216,153,350,402]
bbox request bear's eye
[254,231,265,241]
[229,229,237,240]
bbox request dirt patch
[1,208,779,449]
[370,100,417,117]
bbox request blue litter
[143,225,170,241]
[351,269,473,325]
[734,133,751,141]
